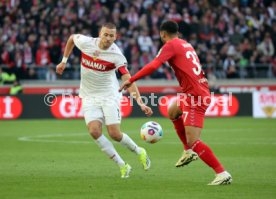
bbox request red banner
[50,96,133,119]
[0,96,23,119]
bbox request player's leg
[103,102,150,171]
[168,99,189,150]
[185,125,225,172]
[87,120,130,178]
[168,100,189,150]
[83,101,128,178]
[168,99,198,167]
[106,123,150,171]
[184,108,232,185]
[106,124,141,154]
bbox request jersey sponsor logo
[82,58,107,70]
[92,50,100,60]
[198,77,208,84]
[81,52,116,72]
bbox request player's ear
[99,27,103,37]
[161,31,165,36]
[164,31,169,38]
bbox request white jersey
[73,34,128,99]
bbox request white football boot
[175,149,198,167]
[208,171,232,185]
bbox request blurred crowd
[1,0,276,84]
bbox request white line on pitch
[17,129,276,145]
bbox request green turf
[0,117,276,199]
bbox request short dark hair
[102,22,116,29]
[160,20,178,34]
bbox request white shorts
[82,97,121,125]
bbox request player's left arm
[121,73,153,117]
[119,43,174,91]
[118,58,162,92]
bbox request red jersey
[129,38,210,97]
[155,38,210,97]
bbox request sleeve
[73,34,92,51]
[155,42,175,63]
[118,66,129,75]
[129,58,162,83]
[116,54,129,75]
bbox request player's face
[99,27,116,50]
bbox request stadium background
[0,1,276,199]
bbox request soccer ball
[140,121,163,143]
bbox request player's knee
[107,124,122,141]
[108,130,122,141]
[168,102,182,120]
[88,126,101,139]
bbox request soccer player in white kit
[56,23,153,178]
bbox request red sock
[172,115,189,150]
[191,140,224,174]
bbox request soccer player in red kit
[120,20,232,185]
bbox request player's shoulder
[74,34,95,43]
[74,34,93,39]
[109,43,124,56]
[169,38,187,46]
[170,38,194,51]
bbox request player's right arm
[56,35,75,75]
[56,34,90,75]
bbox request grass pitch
[0,117,276,199]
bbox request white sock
[120,133,142,155]
[187,149,193,153]
[217,171,230,177]
[95,134,125,167]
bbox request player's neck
[164,36,178,43]
[98,41,110,50]
[98,42,106,50]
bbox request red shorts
[177,94,211,128]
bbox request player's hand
[56,62,66,75]
[119,80,132,92]
[140,104,153,117]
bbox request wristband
[61,57,68,63]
